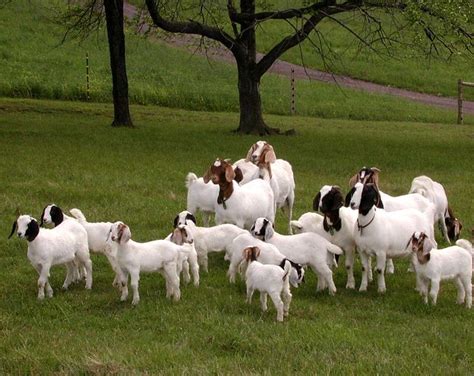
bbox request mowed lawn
[0,98,473,374]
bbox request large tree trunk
[104,0,133,127]
[235,63,270,135]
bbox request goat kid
[409,232,472,308]
[243,246,292,322]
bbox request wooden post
[290,68,295,115]
[457,79,463,125]
[86,52,90,101]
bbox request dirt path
[124,3,474,115]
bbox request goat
[243,246,292,322]
[203,158,275,230]
[109,222,190,305]
[9,215,92,299]
[409,232,472,308]
[246,141,295,233]
[227,232,305,288]
[172,210,247,272]
[251,218,342,295]
[409,175,462,243]
[350,182,436,293]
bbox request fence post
[86,52,90,101]
[457,78,463,125]
[291,68,296,115]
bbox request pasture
[0,98,473,374]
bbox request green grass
[0,98,473,374]
[0,0,473,125]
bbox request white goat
[9,215,92,299]
[69,208,122,287]
[203,159,275,230]
[172,210,247,272]
[290,212,324,235]
[227,232,305,288]
[409,175,462,243]
[251,218,342,295]
[243,246,292,322]
[409,232,472,308]
[185,173,218,227]
[349,182,436,293]
[246,141,295,233]
[110,222,193,305]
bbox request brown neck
[258,162,272,179]
[217,180,234,205]
[416,251,430,265]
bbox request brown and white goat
[245,141,295,233]
[203,159,275,230]
[409,232,472,308]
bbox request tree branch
[255,3,358,78]
[145,0,242,58]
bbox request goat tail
[185,172,198,189]
[456,239,473,254]
[282,259,291,281]
[327,243,343,255]
[69,208,86,223]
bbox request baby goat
[110,222,189,305]
[409,232,472,308]
[243,246,292,322]
[9,215,92,299]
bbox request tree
[104,0,133,127]
[63,0,133,127]
[144,0,472,135]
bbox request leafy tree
[144,0,472,135]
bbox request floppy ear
[25,220,40,241]
[313,192,321,211]
[118,224,131,244]
[243,247,251,261]
[233,167,243,183]
[173,215,179,229]
[263,145,276,163]
[224,164,235,183]
[370,167,381,188]
[171,227,184,245]
[8,220,17,239]
[254,246,260,258]
[264,219,274,241]
[406,233,416,250]
[245,144,257,162]
[331,187,344,210]
[39,206,46,227]
[422,236,435,255]
[344,187,356,207]
[348,173,359,188]
[50,205,63,226]
[202,167,212,184]
[186,213,197,225]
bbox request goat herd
[8,141,473,321]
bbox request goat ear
[344,187,356,207]
[173,215,179,229]
[118,224,131,244]
[348,173,359,188]
[313,192,321,212]
[8,220,17,239]
[234,167,243,183]
[370,167,381,188]
[224,164,235,183]
[171,227,183,245]
[245,143,256,162]
[264,220,274,240]
[423,236,435,255]
[254,246,260,258]
[263,145,276,163]
[406,233,416,250]
[39,206,46,227]
[202,167,212,184]
[186,213,197,225]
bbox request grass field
[0,98,473,374]
[0,0,473,125]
